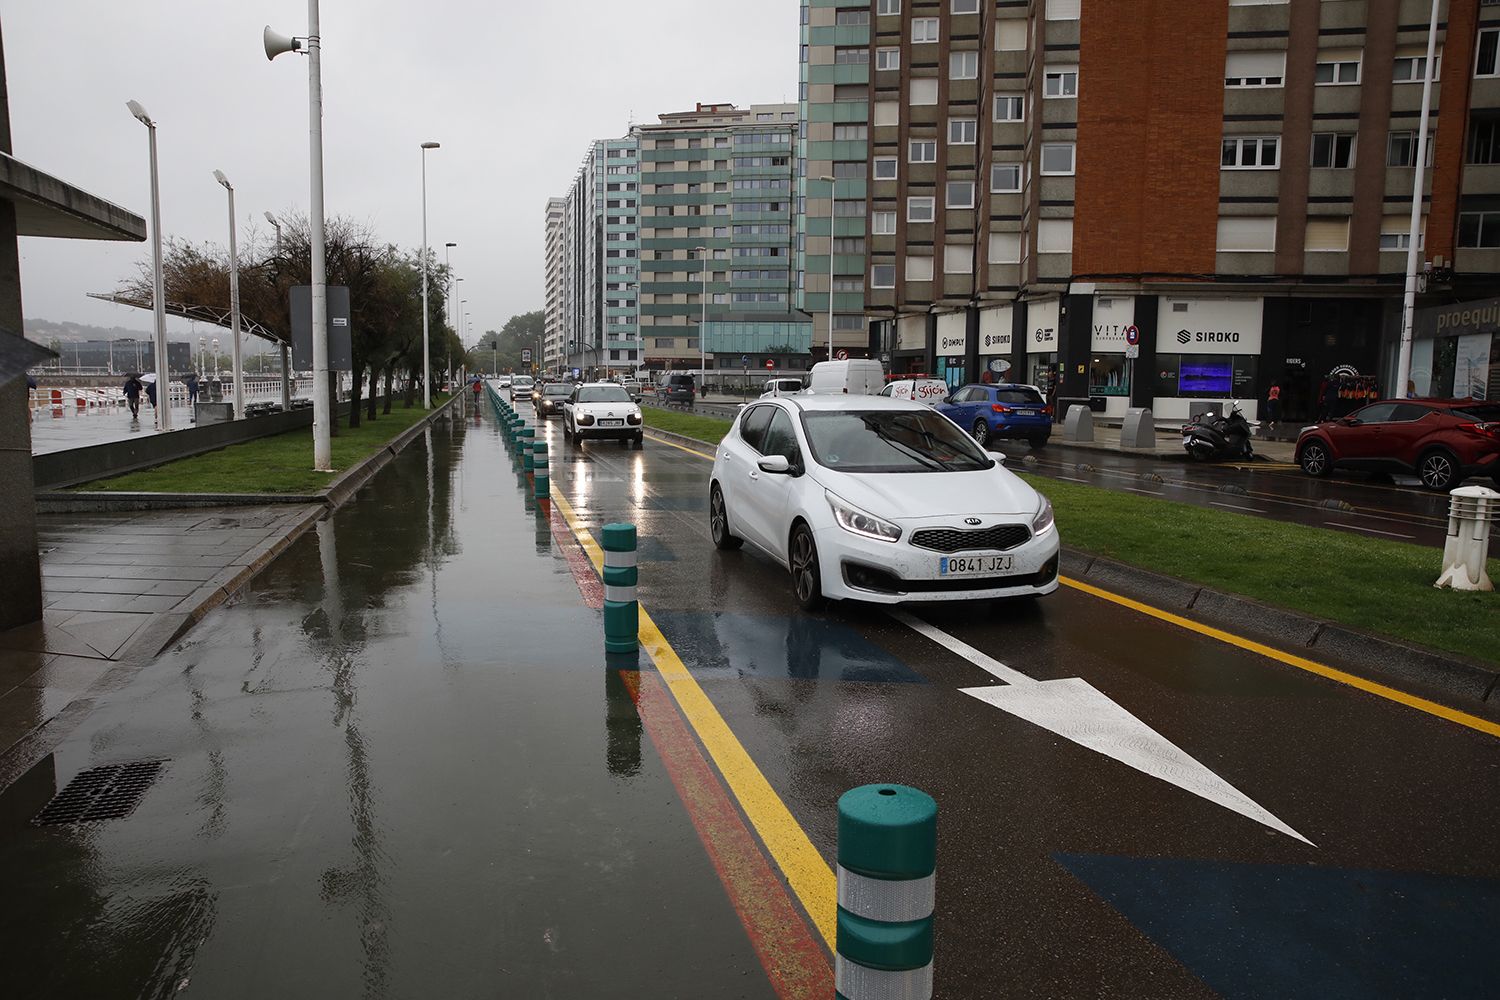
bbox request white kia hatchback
[709,395,1060,610]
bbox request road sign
[1125,344,1140,360]
[521,349,532,363]
[741,355,750,368]
[1124,324,1141,347]
[289,285,353,371]
[835,349,849,360]
[765,359,775,370]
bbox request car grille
[910,524,1031,553]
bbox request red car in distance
[1295,398,1500,491]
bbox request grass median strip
[73,395,450,495]
[641,413,1496,664]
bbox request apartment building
[636,102,812,375]
[802,0,1500,421]
[559,135,641,378]
[543,198,565,371]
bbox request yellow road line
[636,432,1500,741]
[1062,575,1500,740]
[550,486,838,950]
[644,429,717,461]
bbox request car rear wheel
[1300,440,1332,477]
[1028,433,1049,449]
[971,419,991,447]
[788,524,826,612]
[709,483,742,551]
[1418,449,1459,492]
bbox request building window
[941,243,973,273]
[874,101,900,126]
[1387,130,1434,167]
[1304,216,1350,252]
[836,10,871,25]
[876,47,900,71]
[1393,49,1440,83]
[835,47,871,64]
[1044,67,1078,98]
[946,181,975,208]
[912,18,940,43]
[907,196,935,222]
[1310,132,1355,168]
[950,51,979,79]
[906,255,934,280]
[991,163,1021,192]
[910,78,939,105]
[1037,220,1073,254]
[1221,135,1280,169]
[1040,142,1075,175]
[832,238,866,253]
[988,231,1022,263]
[834,160,868,178]
[994,93,1024,122]
[874,156,898,180]
[952,0,980,12]
[1215,216,1277,252]
[834,124,869,140]
[1459,211,1500,248]
[948,118,977,144]
[1478,28,1500,77]
[871,264,896,288]
[1379,215,1425,251]
[1470,116,1500,164]
[877,0,900,13]
[1224,50,1285,87]
[909,139,937,163]
[996,19,1026,50]
[1315,55,1361,85]
[872,211,896,235]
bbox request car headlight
[1031,494,1055,536]
[627,411,642,425]
[826,490,901,543]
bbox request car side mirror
[1340,417,1360,426]
[757,455,793,475]
[987,450,1007,466]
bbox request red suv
[1296,399,1500,491]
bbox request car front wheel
[1300,440,1332,477]
[971,419,990,447]
[788,524,827,612]
[1418,449,1459,492]
[709,483,742,551]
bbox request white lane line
[1124,487,1161,496]
[1055,476,1090,484]
[1210,501,1268,514]
[888,611,1312,845]
[1328,522,1414,540]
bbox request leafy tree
[466,310,543,374]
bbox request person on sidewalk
[1266,382,1281,430]
[186,371,199,405]
[144,377,157,412]
[122,374,142,419]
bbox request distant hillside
[25,318,220,345]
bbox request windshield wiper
[861,417,951,471]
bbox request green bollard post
[601,523,638,654]
[521,427,535,472]
[835,784,937,1000]
[533,441,550,500]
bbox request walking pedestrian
[186,371,199,405]
[144,378,158,411]
[122,374,142,419]
[1266,382,1281,430]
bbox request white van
[880,377,949,407]
[761,377,805,398]
[805,359,884,396]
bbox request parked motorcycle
[1181,402,1254,461]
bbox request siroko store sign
[1155,297,1263,355]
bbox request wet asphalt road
[3,395,1497,999]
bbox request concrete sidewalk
[1045,425,1298,463]
[0,504,321,759]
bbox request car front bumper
[574,422,642,440]
[814,522,1061,604]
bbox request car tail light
[991,404,1011,413]
[1042,405,1052,416]
[1458,421,1500,441]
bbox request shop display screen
[1179,360,1233,394]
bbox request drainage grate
[31,759,165,827]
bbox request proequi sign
[1416,297,1500,340]
[1155,297,1263,355]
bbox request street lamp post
[212,337,221,379]
[693,245,708,393]
[214,170,245,419]
[264,4,332,470]
[126,99,171,431]
[819,174,837,363]
[1395,0,1441,399]
[444,241,457,384]
[419,141,441,408]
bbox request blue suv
[935,383,1052,448]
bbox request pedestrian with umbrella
[122,372,143,419]
[141,371,158,413]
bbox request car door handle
[748,470,759,480]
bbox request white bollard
[1435,485,1498,592]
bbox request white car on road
[509,375,534,401]
[563,382,645,449]
[709,395,1059,610]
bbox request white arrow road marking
[890,611,1312,845]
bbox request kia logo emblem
[1176,329,1192,344]
[964,517,982,526]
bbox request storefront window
[1028,355,1058,397]
[1155,354,1257,398]
[1088,356,1129,396]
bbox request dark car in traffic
[534,381,574,417]
[934,383,1053,448]
[1295,398,1500,491]
[661,374,696,405]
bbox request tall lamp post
[819,174,837,363]
[263,211,292,410]
[213,170,245,418]
[693,245,708,392]
[1395,0,1441,399]
[126,99,171,431]
[264,8,331,470]
[419,141,441,408]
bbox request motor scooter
[1181,402,1254,461]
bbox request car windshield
[800,409,993,473]
[513,378,533,387]
[578,386,630,403]
[544,384,572,396]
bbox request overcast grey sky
[5,0,799,344]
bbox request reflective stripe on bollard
[835,784,937,1000]
[520,427,535,472]
[601,523,638,654]
[533,441,550,500]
